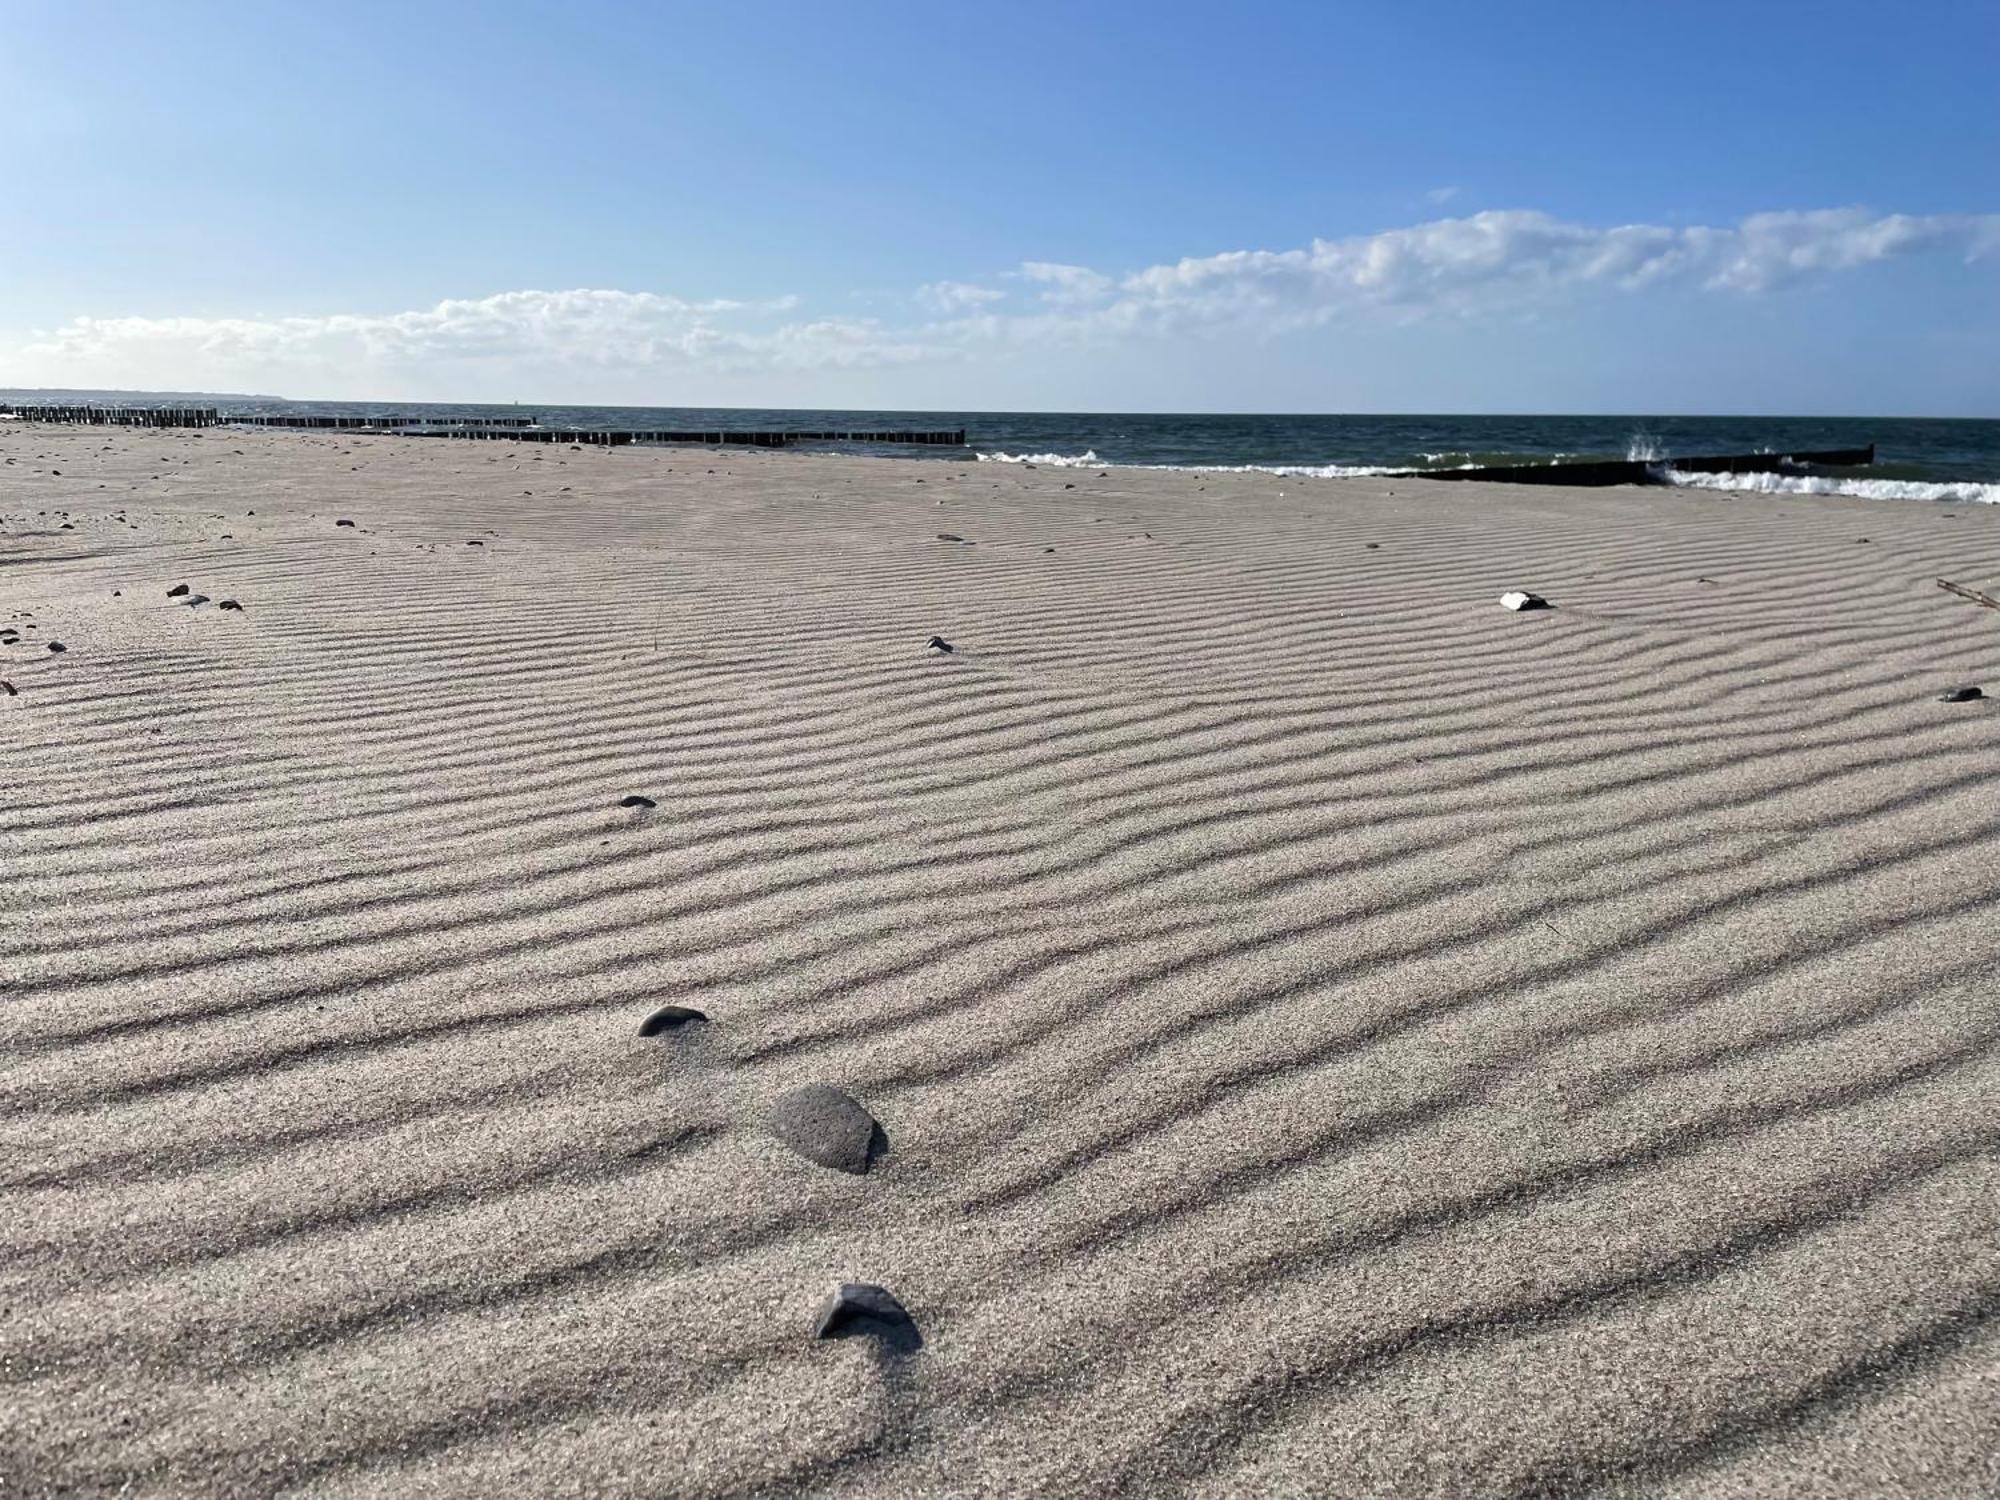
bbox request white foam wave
[975,450,1407,479]
[1668,470,2000,505]
[976,450,1104,468]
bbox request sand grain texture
[2,425,1997,1497]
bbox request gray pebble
[1939,685,1985,703]
[770,1085,882,1174]
[618,794,657,809]
[167,584,190,597]
[814,1283,919,1349]
[638,1004,707,1036]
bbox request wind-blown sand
[2,424,1997,1498]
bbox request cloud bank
[10,207,1995,395]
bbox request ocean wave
[1667,470,2000,505]
[976,450,1105,468]
[975,450,1408,479]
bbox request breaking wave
[976,450,1407,479]
[1667,470,2000,505]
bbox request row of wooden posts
[1,404,223,426]
[2,405,967,448]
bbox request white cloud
[8,208,1994,395]
[1015,262,1114,306]
[915,280,1005,314]
[1425,185,1462,205]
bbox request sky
[1,0,1996,414]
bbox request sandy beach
[3,424,1997,1497]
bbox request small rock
[1365,542,1380,549]
[218,600,243,612]
[1064,483,1075,490]
[618,794,658,809]
[47,642,65,653]
[467,540,484,546]
[638,1004,708,1037]
[1500,591,1550,612]
[926,635,954,654]
[1939,685,1985,703]
[1,681,14,697]
[770,1085,881,1174]
[936,533,964,542]
[183,594,210,607]
[335,518,356,527]
[814,1283,919,1349]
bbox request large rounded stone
[770,1085,881,1174]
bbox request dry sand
[2,423,1997,1498]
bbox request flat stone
[1939,685,1985,703]
[770,1085,881,1174]
[638,1004,707,1037]
[618,794,657,809]
[183,594,210,607]
[218,600,244,612]
[46,642,65,653]
[936,532,965,542]
[814,1283,919,1349]
[335,518,356,527]
[1500,590,1550,611]
[926,636,954,653]
[167,584,190,597]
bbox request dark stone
[936,533,964,542]
[1939,686,1985,703]
[183,594,210,607]
[467,540,484,546]
[770,1085,882,1174]
[218,600,243,612]
[638,1004,708,1037]
[618,794,657,809]
[1365,543,1380,549]
[926,636,954,653]
[47,642,65,653]
[1,681,13,697]
[1064,483,1075,490]
[814,1283,920,1350]
[335,519,356,527]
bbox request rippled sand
[3,425,1997,1497]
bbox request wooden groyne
[398,428,968,448]
[1418,444,1876,487]
[226,414,541,430]
[1,404,222,426]
[2,406,967,449]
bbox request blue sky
[2,0,1995,412]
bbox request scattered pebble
[1939,686,1985,703]
[770,1085,881,1174]
[926,635,954,654]
[814,1283,919,1349]
[1,681,13,697]
[183,594,210,607]
[1500,591,1551,612]
[47,642,65,653]
[218,600,243,612]
[936,533,965,542]
[618,794,658,809]
[638,1004,708,1036]
[1365,543,1380,550]
[335,518,355,527]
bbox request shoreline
[4,424,1998,1496]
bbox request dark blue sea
[11,393,1998,502]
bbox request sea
[9,394,1999,504]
